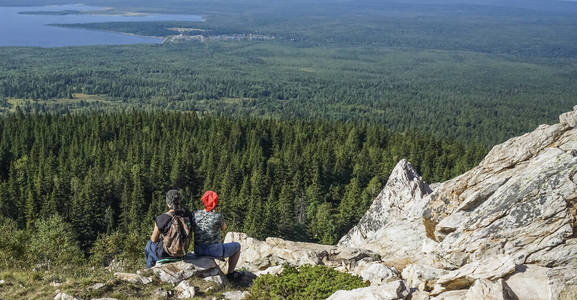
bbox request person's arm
[218,213,227,231]
[151,223,160,242]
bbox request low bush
[247,264,368,299]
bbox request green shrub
[247,264,368,300]
[0,217,29,267]
[90,231,145,271]
[118,231,146,271]
[28,215,84,269]
[90,231,125,267]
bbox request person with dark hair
[145,189,193,268]
[194,190,241,278]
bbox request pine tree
[25,189,35,229]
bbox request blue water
[0,4,203,47]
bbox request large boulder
[422,106,577,269]
[338,159,436,266]
[151,254,223,284]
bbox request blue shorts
[195,242,240,259]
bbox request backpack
[162,212,192,257]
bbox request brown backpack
[162,212,192,257]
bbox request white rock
[546,263,577,300]
[151,287,169,299]
[402,264,448,291]
[222,291,250,300]
[411,290,431,300]
[430,290,467,300]
[254,265,283,276]
[338,160,436,265]
[152,255,222,284]
[432,255,516,295]
[326,280,408,300]
[352,261,399,286]
[174,280,196,299]
[54,293,80,300]
[559,105,577,128]
[505,265,550,300]
[113,272,152,284]
[422,108,577,269]
[203,274,226,287]
[0,279,4,285]
[465,279,516,300]
[89,283,106,290]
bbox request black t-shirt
[155,209,193,258]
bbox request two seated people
[144,189,241,278]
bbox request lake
[0,4,203,47]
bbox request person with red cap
[194,190,241,278]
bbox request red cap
[201,190,218,212]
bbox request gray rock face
[423,106,577,269]
[337,159,435,265]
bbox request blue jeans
[145,240,160,268]
[195,242,240,259]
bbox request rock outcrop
[424,106,577,270]
[337,159,436,266]
[329,106,577,299]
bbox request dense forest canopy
[0,112,486,251]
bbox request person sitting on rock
[145,189,194,268]
[194,190,241,278]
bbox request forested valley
[0,1,576,296]
[2,0,577,145]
